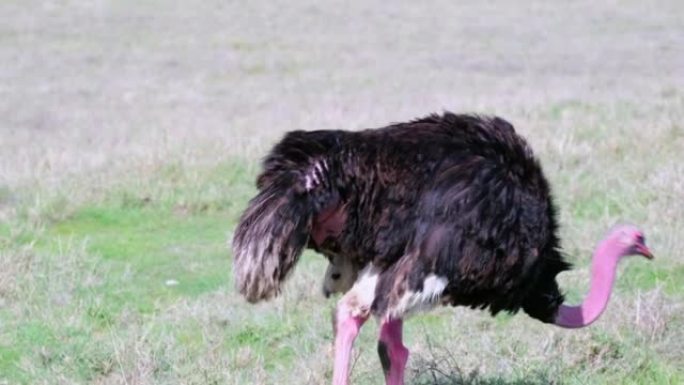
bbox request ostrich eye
[331,273,341,280]
[636,234,645,244]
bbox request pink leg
[377,318,409,385]
[332,304,368,385]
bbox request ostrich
[232,113,653,385]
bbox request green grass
[0,160,256,383]
[49,205,229,303]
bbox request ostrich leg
[378,318,409,385]
[332,303,368,385]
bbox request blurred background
[1,1,682,384]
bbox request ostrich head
[601,224,653,261]
[554,224,653,329]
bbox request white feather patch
[339,265,379,318]
[390,274,448,318]
[304,175,314,190]
[302,159,328,191]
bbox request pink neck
[554,238,622,328]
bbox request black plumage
[232,112,570,323]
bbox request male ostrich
[232,113,653,385]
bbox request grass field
[1,1,683,384]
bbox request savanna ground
[1,1,683,384]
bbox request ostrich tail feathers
[232,174,314,302]
[232,129,343,303]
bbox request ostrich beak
[633,243,654,260]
